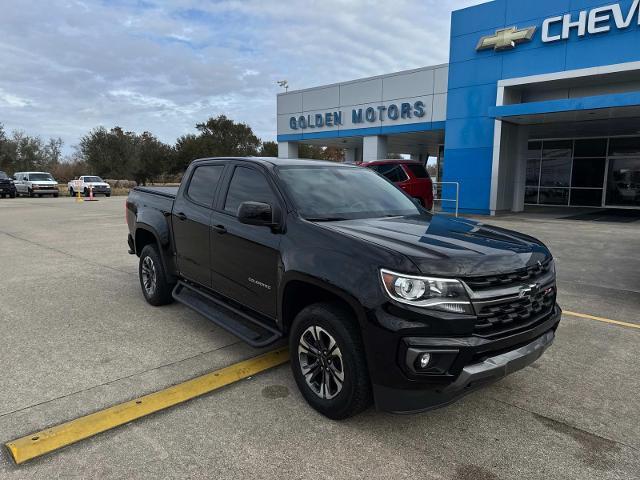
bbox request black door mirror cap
[238,201,280,229]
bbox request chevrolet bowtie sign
[476,26,537,51]
[477,1,639,52]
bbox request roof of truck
[191,157,355,168]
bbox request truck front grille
[464,260,552,291]
[473,286,556,337]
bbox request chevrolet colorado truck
[126,157,561,419]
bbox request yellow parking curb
[6,347,289,465]
[564,311,640,330]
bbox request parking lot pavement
[0,197,638,479]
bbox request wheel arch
[279,273,366,335]
[134,224,177,282]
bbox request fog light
[418,353,431,369]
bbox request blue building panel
[446,84,498,120]
[444,0,640,214]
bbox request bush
[105,179,137,189]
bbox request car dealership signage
[542,0,640,43]
[477,0,639,51]
[289,101,427,130]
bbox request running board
[172,281,283,348]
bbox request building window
[526,136,640,208]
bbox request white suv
[14,172,60,198]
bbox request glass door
[605,137,640,208]
[605,158,640,207]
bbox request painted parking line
[564,310,640,331]
[6,347,289,465]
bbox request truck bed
[133,186,178,198]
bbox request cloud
[0,0,485,154]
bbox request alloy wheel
[141,256,157,296]
[297,326,345,400]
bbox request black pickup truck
[126,157,561,419]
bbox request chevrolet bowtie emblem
[476,26,537,52]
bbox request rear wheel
[289,303,372,420]
[139,244,174,306]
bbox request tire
[53,193,59,198]
[9,192,15,198]
[105,193,111,197]
[69,188,74,197]
[28,189,35,198]
[1,194,5,199]
[289,303,372,420]
[84,188,89,197]
[138,244,174,306]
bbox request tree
[132,132,175,185]
[259,141,278,157]
[0,125,63,175]
[173,115,261,174]
[79,127,174,184]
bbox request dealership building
[277,0,640,215]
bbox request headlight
[380,269,473,314]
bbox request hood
[318,214,551,277]
[30,180,57,186]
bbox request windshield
[84,176,103,182]
[0,171,8,180]
[29,173,55,182]
[276,166,421,220]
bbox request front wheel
[289,303,372,420]
[139,244,174,306]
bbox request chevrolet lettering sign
[476,26,537,51]
[477,1,639,52]
[542,0,640,43]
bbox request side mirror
[238,201,277,228]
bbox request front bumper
[370,305,561,413]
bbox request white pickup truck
[68,176,112,197]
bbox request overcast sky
[0,0,485,154]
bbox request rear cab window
[186,165,225,207]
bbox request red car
[361,160,434,210]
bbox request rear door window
[373,164,408,183]
[186,165,225,207]
[405,163,430,179]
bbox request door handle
[175,212,188,221]
[211,224,227,234]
